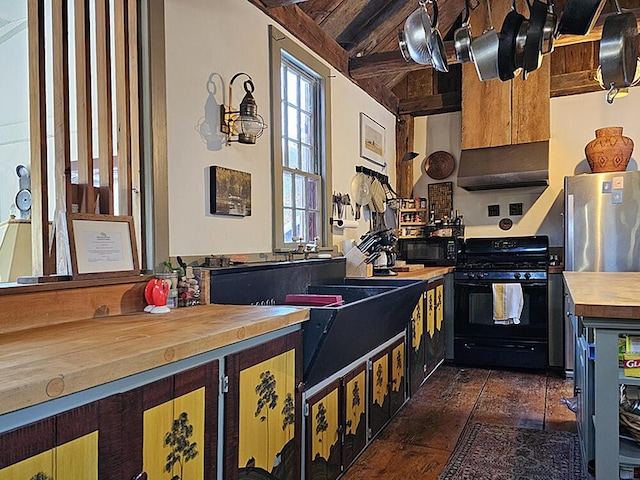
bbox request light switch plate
[488,205,500,217]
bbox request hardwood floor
[341,365,577,480]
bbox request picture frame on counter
[67,213,140,280]
[359,112,386,168]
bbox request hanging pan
[454,0,473,63]
[498,0,525,81]
[429,0,449,73]
[398,2,433,65]
[470,0,500,81]
[600,0,639,103]
[522,0,547,79]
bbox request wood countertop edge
[394,266,454,280]
[0,304,309,416]
[563,272,640,320]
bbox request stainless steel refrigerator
[564,170,640,371]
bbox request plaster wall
[412,90,640,246]
[163,0,396,256]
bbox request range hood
[457,141,549,191]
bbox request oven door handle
[455,281,547,288]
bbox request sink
[207,259,426,387]
[298,279,426,387]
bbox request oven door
[454,278,548,340]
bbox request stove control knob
[524,272,531,280]
[513,272,521,280]
[478,272,485,279]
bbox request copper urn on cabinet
[585,127,634,173]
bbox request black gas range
[453,236,549,370]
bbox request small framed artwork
[209,166,252,216]
[67,213,139,280]
[359,112,386,167]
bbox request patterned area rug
[438,422,587,480]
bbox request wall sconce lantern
[220,72,267,144]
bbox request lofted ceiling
[251,0,640,116]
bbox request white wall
[163,0,396,257]
[412,90,640,246]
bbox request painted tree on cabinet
[164,412,199,480]
[238,349,297,479]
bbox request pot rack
[355,165,398,197]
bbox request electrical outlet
[488,205,500,217]
[509,203,523,216]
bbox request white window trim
[269,25,332,250]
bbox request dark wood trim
[550,69,601,97]
[395,114,414,199]
[399,91,461,116]
[261,0,308,6]
[554,8,640,48]
[350,44,458,80]
[249,0,399,114]
[0,417,55,468]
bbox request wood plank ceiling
[254,0,640,114]
[252,0,640,195]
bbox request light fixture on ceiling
[220,72,267,144]
[595,57,640,104]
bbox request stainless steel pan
[454,0,473,63]
[398,2,433,65]
[600,2,638,103]
[470,0,500,81]
[522,0,547,79]
[540,0,557,55]
[429,0,449,72]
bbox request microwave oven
[398,237,461,266]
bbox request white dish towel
[492,283,524,325]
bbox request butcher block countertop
[563,272,640,320]
[0,304,309,416]
[394,266,454,280]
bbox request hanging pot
[429,0,449,73]
[522,0,547,79]
[557,0,606,36]
[454,0,473,63]
[600,3,639,103]
[498,0,525,81]
[399,2,433,65]
[513,19,529,71]
[540,0,557,55]
[470,0,500,81]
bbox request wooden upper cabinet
[461,0,550,149]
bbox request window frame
[269,25,332,251]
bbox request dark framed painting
[209,166,252,216]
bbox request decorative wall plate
[425,151,455,180]
[499,218,513,230]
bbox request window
[269,25,332,250]
[0,0,154,283]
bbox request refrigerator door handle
[566,193,574,271]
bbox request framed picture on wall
[359,112,385,167]
[209,166,252,216]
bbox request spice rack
[398,198,428,239]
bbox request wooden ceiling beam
[261,0,309,6]
[398,91,461,116]
[554,8,640,47]
[350,45,459,80]
[247,0,399,113]
[349,0,464,57]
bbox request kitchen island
[564,272,640,479]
